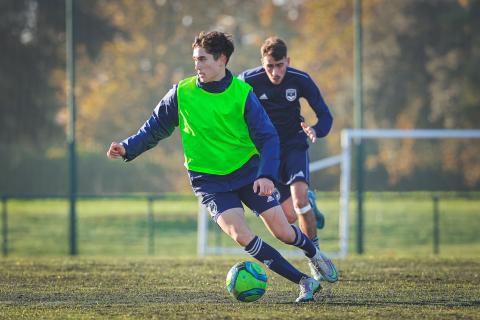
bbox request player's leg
[282,149,320,247]
[237,184,321,302]
[280,197,297,223]
[204,189,319,301]
[281,149,338,282]
[274,183,319,238]
[239,182,316,255]
[215,207,255,246]
[289,182,338,282]
[307,190,325,229]
[258,204,315,255]
[275,183,297,224]
[217,208,312,287]
[276,168,323,243]
[290,180,317,241]
[258,203,337,284]
[241,184,337,283]
[201,191,253,246]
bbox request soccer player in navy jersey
[238,37,335,279]
[107,31,337,302]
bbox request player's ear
[218,53,227,66]
[286,57,290,66]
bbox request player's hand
[253,178,274,196]
[107,142,126,159]
[301,122,317,143]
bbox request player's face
[262,55,289,85]
[193,47,226,83]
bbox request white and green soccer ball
[226,261,267,302]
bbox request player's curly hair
[261,36,287,61]
[192,31,234,65]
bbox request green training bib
[177,76,259,175]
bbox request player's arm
[302,76,333,139]
[107,86,179,162]
[244,91,280,195]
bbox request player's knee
[293,197,310,211]
[294,203,312,216]
[232,231,255,247]
[280,203,297,224]
[286,212,297,224]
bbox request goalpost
[197,129,480,258]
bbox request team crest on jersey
[286,88,297,101]
[207,200,218,216]
[267,188,281,203]
[272,188,281,201]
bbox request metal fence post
[354,0,365,255]
[2,196,7,257]
[66,0,78,256]
[433,196,440,255]
[147,197,155,255]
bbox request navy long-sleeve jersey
[120,70,280,194]
[238,66,333,151]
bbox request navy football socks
[245,236,307,284]
[311,235,320,250]
[290,224,317,258]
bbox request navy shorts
[276,148,310,203]
[200,183,281,222]
[274,183,291,204]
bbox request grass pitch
[4,193,480,257]
[1,256,479,319]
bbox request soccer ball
[226,261,267,302]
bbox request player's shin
[288,224,317,258]
[244,235,307,284]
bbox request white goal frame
[197,129,480,258]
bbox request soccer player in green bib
[107,31,337,302]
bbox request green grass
[2,193,480,257]
[0,256,479,319]
[4,198,200,256]
[1,193,479,318]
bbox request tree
[293,0,480,190]
[0,0,118,146]
[72,0,301,192]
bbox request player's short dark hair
[261,36,288,61]
[192,31,234,64]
